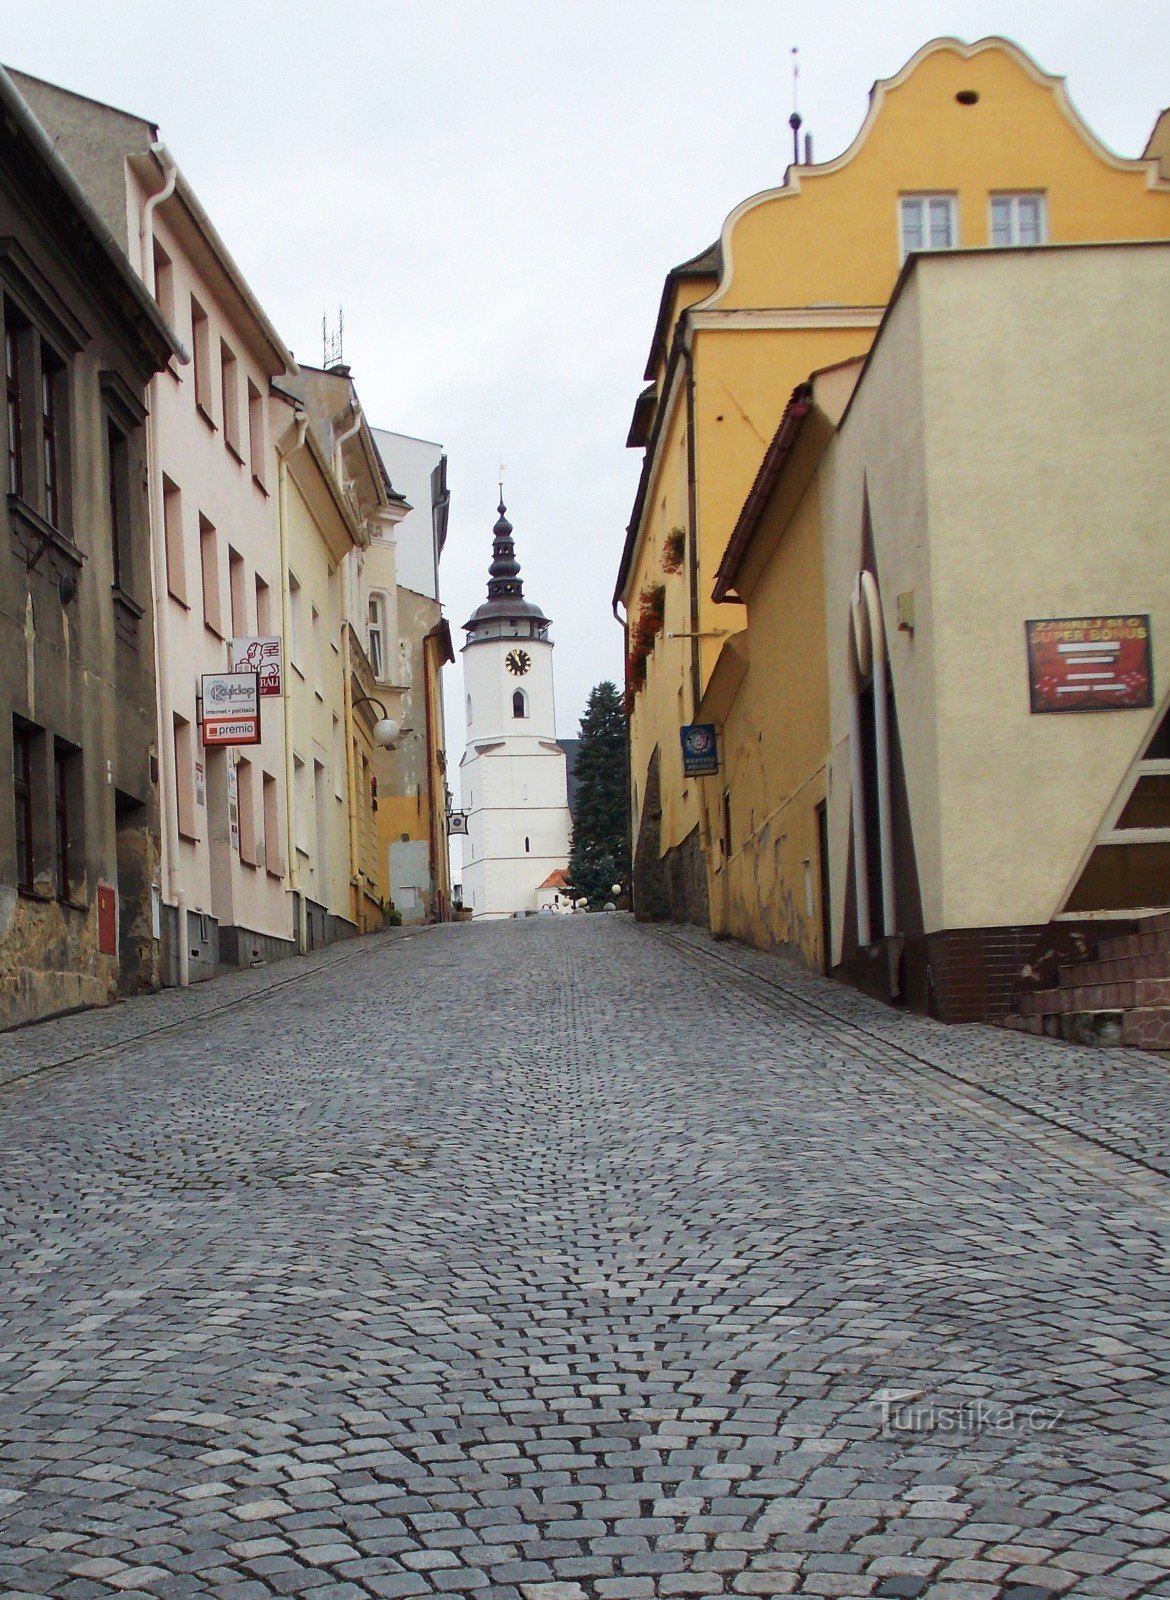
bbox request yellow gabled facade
[615,35,1170,926]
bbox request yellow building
[615,35,1170,926]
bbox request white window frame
[899,194,958,262]
[989,191,1046,249]
[367,591,387,681]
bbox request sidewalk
[0,923,440,1092]
[660,922,1170,1179]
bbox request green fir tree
[567,681,630,908]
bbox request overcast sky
[7,1,1169,776]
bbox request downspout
[682,337,701,717]
[277,411,309,953]
[139,143,189,984]
[863,571,897,938]
[342,633,361,929]
[422,629,439,920]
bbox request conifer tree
[567,681,630,907]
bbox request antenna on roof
[789,46,803,166]
[323,307,344,371]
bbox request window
[513,689,528,719]
[237,758,257,866]
[720,789,732,859]
[255,573,271,634]
[900,194,957,259]
[332,713,344,799]
[174,715,197,840]
[106,418,130,592]
[40,347,65,527]
[262,770,282,875]
[228,546,247,637]
[12,718,36,892]
[220,341,241,456]
[466,693,472,727]
[367,593,386,679]
[54,740,81,902]
[191,295,213,419]
[152,238,175,327]
[288,572,303,669]
[5,307,24,499]
[293,753,310,856]
[524,836,531,854]
[199,514,222,635]
[247,378,266,489]
[311,605,323,697]
[990,192,1046,248]
[163,476,186,604]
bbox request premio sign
[201,671,261,746]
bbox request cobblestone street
[2,916,1170,1600]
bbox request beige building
[708,240,1170,1024]
[13,71,300,983]
[371,429,453,924]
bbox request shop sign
[228,635,282,696]
[680,722,720,776]
[447,811,469,836]
[1026,616,1153,713]
[202,672,261,746]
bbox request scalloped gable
[699,36,1170,315]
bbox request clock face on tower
[505,648,531,676]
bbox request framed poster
[1026,616,1153,714]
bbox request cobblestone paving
[2,916,1170,1600]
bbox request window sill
[58,896,89,914]
[314,689,324,703]
[177,828,199,844]
[252,474,268,497]
[8,494,83,572]
[204,621,225,642]
[291,662,305,681]
[112,585,144,620]
[196,403,218,433]
[17,885,52,903]
[168,589,191,610]
[265,865,284,880]
[226,439,245,465]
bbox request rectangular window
[293,754,310,857]
[53,739,82,903]
[332,714,344,799]
[5,307,25,499]
[367,593,384,679]
[152,237,175,327]
[220,340,241,457]
[237,757,258,866]
[174,715,197,840]
[228,546,247,637]
[262,770,282,875]
[13,718,35,892]
[191,295,213,420]
[200,513,222,636]
[288,571,303,670]
[900,194,956,260]
[255,572,271,634]
[106,418,130,592]
[990,191,1046,248]
[163,475,186,604]
[40,344,67,531]
[311,605,322,697]
[247,378,266,489]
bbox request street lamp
[351,693,413,750]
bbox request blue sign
[680,723,719,777]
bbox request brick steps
[1000,911,1170,1053]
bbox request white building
[460,500,571,917]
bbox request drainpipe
[277,411,309,953]
[139,144,189,984]
[862,570,897,938]
[421,628,438,920]
[342,631,361,929]
[682,337,701,717]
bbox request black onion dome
[464,496,549,631]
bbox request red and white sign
[1026,616,1153,714]
[228,635,282,696]
[202,671,261,746]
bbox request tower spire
[487,495,524,601]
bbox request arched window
[466,693,472,726]
[524,836,530,853]
[512,689,528,719]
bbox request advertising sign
[447,811,470,836]
[229,636,282,696]
[202,672,261,746]
[680,723,720,777]
[1026,616,1153,714]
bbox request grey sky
[7,2,1168,768]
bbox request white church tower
[459,497,571,917]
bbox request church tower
[459,498,572,917]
